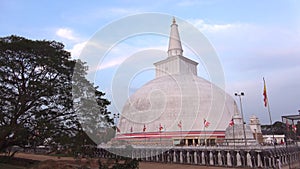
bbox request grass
[0,163,27,169]
[0,155,38,169]
[49,153,73,157]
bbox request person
[280,139,284,145]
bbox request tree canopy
[261,121,299,139]
[0,35,113,153]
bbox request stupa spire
[168,17,183,57]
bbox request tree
[0,35,113,153]
[72,59,115,145]
[261,121,288,135]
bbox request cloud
[187,19,245,32]
[96,46,166,71]
[55,28,87,59]
[79,42,140,73]
[185,19,300,74]
[176,0,214,7]
[108,7,140,16]
[56,28,78,41]
[64,7,142,24]
[69,41,87,59]
[182,18,300,123]
[97,56,128,71]
[87,35,167,72]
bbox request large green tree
[0,35,113,153]
[71,59,115,147]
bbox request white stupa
[116,18,240,146]
[224,109,258,146]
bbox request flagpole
[178,121,183,146]
[283,117,292,169]
[164,125,166,146]
[203,126,206,148]
[160,125,162,146]
[267,98,276,146]
[233,123,235,149]
[264,78,276,148]
[204,119,207,148]
[143,124,146,146]
[292,123,296,141]
[160,132,162,146]
[180,125,183,146]
[233,118,235,149]
[159,124,164,146]
[204,125,207,148]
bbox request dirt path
[140,162,233,169]
[14,153,298,169]
[141,162,298,169]
[15,153,75,161]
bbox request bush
[98,157,139,169]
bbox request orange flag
[263,78,268,107]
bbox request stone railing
[95,145,300,168]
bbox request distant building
[263,135,285,145]
[249,115,263,143]
[225,112,257,145]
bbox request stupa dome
[116,18,239,145]
[118,74,238,134]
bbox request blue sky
[1,0,300,124]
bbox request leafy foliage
[72,59,115,146]
[0,35,113,153]
[261,121,299,139]
[98,158,139,169]
[261,121,286,135]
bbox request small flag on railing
[178,121,182,128]
[159,123,163,132]
[204,119,210,128]
[292,124,297,133]
[229,118,234,127]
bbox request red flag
[130,126,133,133]
[159,123,163,132]
[292,124,297,133]
[204,119,210,128]
[178,121,182,128]
[143,124,146,132]
[116,127,121,133]
[229,118,234,127]
[263,78,268,107]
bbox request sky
[1,0,300,124]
